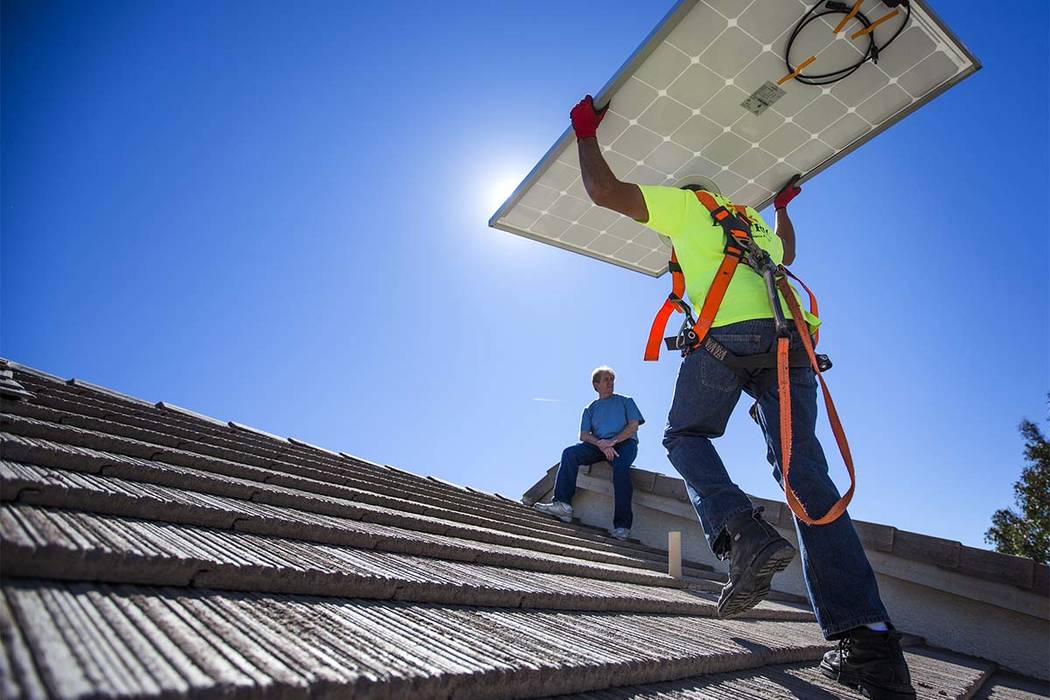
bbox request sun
[483,173,523,219]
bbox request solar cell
[490,0,979,276]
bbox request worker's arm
[571,96,648,222]
[775,208,796,266]
[773,179,802,265]
[578,138,648,222]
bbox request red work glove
[570,95,607,140]
[774,180,801,209]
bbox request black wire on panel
[784,1,912,86]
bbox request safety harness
[645,190,854,526]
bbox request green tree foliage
[984,396,1050,564]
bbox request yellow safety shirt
[639,185,820,331]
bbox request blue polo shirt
[581,394,645,443]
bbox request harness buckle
[710,207,753,254]
[660,293,702,355]
[676,326,699,354]
[770,279,791,338]
[709,205,731,222]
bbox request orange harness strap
[644,193,752,361]
[691,240,743,343]
[775,274,855,526]
[783,266,820,347]
[644,252,686,361]
[695,194,753,347]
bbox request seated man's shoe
[609,527,630,541]
[534,500,573,523]
[716,507,795,618]
[820,626,916,700]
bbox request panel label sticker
[741,81,786,115]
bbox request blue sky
[3,1,1047,550]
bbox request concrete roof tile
[652,473,688,501]
[2,441,677,572]
[2,461,703,590]
[893,530,961,569]
[958,546,1035,589]
[2,580,830,698]
[13,378,580,533]
[5,360,1046,697]
[974,672,1050,699]
[0,364,33,401]
[855,520,897,553]
[3,413,159,461]
[8,388,705,562]
[0,590,50,698]
[522,471,556,505]
[2,503,812,621]
[3,359,67,385]
[563,645,999,698]
[7,388,268,467]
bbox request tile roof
[1,358,1046,699]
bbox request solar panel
[490,0,979,276]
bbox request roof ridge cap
[228,421,290,443]
[67,378,154,409]
[156,401,229,428]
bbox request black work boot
[820,626,916,699]
[716,507,795,617]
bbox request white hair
[591,366,615,385]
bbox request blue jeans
[662,319,888,639]
[554,441,637,529]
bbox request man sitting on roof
[565,95,915,700]
[534,366,644,541]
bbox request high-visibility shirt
[639,185,820,331]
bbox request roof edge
[523,463,1050,603]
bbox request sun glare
[483,173,524,219]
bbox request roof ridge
[538,460,1050,595]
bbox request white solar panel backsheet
[490,0,978,276]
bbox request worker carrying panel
[642,183,851,527]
